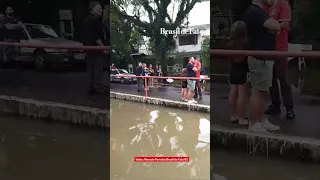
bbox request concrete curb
[0,95,109,128]
[110,91,210,113]
[211,125,320,163]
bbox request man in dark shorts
[82,2,105,94]
[186,57,198,104]
[244,0,281,132]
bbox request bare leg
[237,84,249,125]
[250,89,262,124]
[228,85,238,121]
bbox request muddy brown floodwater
[110,99,211,180]
[1,99,319,180]
[0,115,109,180]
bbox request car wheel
[33,50,46,70]
[120,78,125,84]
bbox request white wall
[174,27,210,53]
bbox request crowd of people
[227,0,295,133]
[135,62,162,91]
[133,57,203,104]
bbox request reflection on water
[110,99,210,180]
[0,116,109,180]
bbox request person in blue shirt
[186,57,198,104]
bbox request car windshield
[118,69,128,74]
[25,25,59,38]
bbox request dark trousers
[269,58,293,109]
[87,55,103,88]
[194,80,202,97]
[137,78,143,91]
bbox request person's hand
[17,21,23,27]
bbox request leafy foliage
[113,0,200,74]
[110,1,144,67]
[201,36,210,72]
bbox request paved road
[0,69,110,109]
[0,69,319,139]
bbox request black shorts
[229,63,249,85]
[181,80,187,88]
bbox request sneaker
[262,118,280,131]
[248,122,267,133]
[286,109,296,120]
[192,99,197,103]
[188,100,194,104]
[265,104,281,115]
[238,118,249,125]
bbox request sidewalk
[211,83,320,139]
[110,83,210,105]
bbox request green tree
[114,0,200,75]
[110,1,144,67]
[201,36,210,72]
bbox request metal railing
[110,75,210,98]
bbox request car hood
[31,38,83,46]
[120,73,136,76]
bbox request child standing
[181,68,188,101]
[228,21,249,125]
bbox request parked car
[0,23,86,70]
[110,69,137,84]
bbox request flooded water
[110,99,211,180]
[213,150,320,180]
[0,116,109,180]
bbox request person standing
[82,2,105,94]
[154,64,162,88]
[244,0,281,132]
[148,64,154,87]
[142,63,149,90]
[3,6,23,62]
[264,0,295,119]
[186,57,198,104]
[193,57,202,100]
[135,62,144,92]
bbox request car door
[110,70,118,82]
[19,26,34,62]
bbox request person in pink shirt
[193,58,202,100]
[264,0,295,119]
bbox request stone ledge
[0,95,109,128]
[211,125,320,163]
[110,91,210,113]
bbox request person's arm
[92,19,104,46]
[4,23,22,30]
[248,8,280,32]
[279,1,291,30]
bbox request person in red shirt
[193,58,202,100]
[264,0,295,119]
